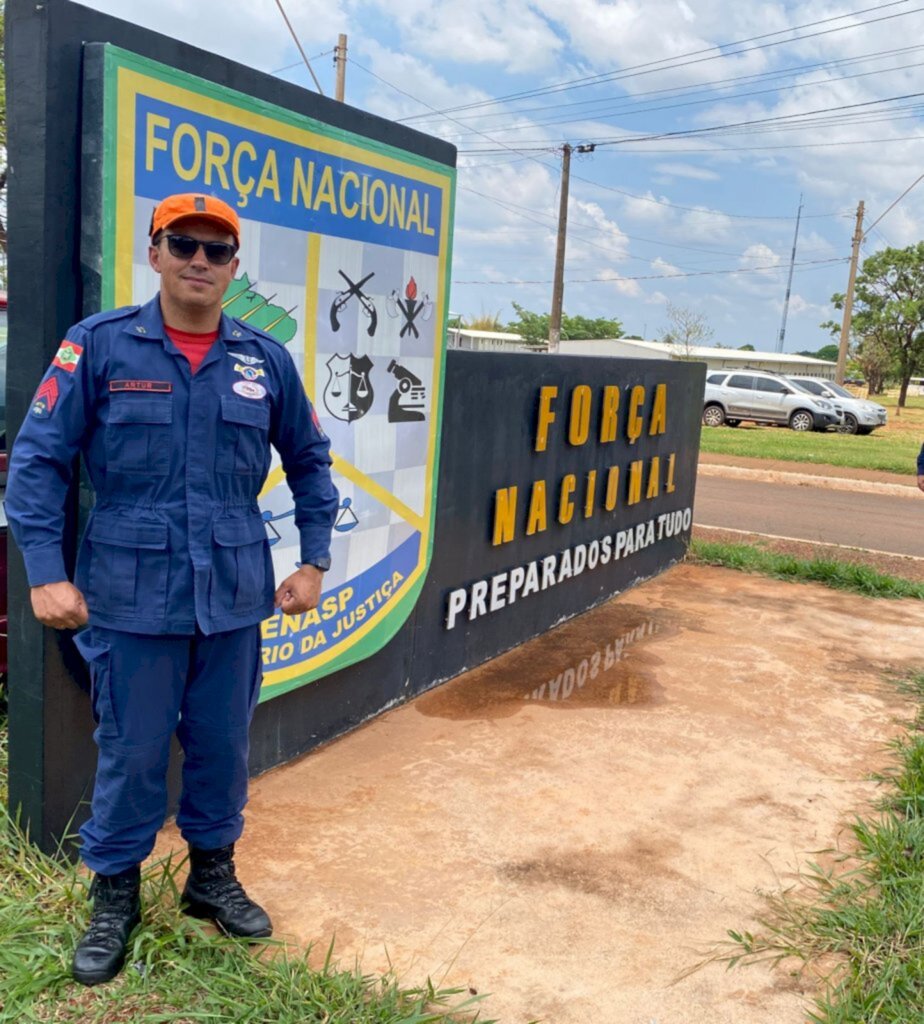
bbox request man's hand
[918,474,924,493]
[274,565,324,616]
[30,581,89,629]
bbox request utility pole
[836,200,865,385]
[334,34,347,102]
[776,194,803,353]
[548,143,572,354]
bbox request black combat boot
[181,843,272,938]
[72,865,142,986]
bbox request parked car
[785,376,887,435]
[703,369,842,432]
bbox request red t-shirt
[164,325,219,374]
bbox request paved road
[694,472,922,558]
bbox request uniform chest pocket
[216,396,271,476]
[106,396,174,476]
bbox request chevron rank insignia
[31,377,60,418]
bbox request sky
[78,0,924,352]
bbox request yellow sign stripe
[303,234,321,401]
[332,455,424,531]
[259,453,424,532]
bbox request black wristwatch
[303,557,331,572]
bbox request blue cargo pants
[74,624,263,875]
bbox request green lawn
[698,392,924,475]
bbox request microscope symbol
[386,360,426,423]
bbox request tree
[505,303,623,345]
[795,343,838,362]
[738,344,755,351]
[827,243,924,406]
[658,302,714,358]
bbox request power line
[411,43,924,128]
[452,257,848,286]
[461,186,783,257]
[864,172,924,236]
[460,133,924,159]
[457,90,924,151]
[401,0,921,121]
[444,58,924,139]
[270,48,335,75]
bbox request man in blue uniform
[6,193,338,985]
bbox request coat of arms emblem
[323,353,374,423]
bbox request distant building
[556,337,836,379]
[447,327,540,353]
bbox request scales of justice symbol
[323,353,375,423]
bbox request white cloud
[740,243,782,275]
[679,206,734,242]
[596,269,642,297]
[654,163,721,182]
[651,257,684,277]
[362,0,563,72]
[620,191,676,224]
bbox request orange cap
[149,193,240,244]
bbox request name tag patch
[109,380,173,393]
[233,381,267,400]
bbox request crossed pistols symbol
[330,270,378,336]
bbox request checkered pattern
[129,200,439,592]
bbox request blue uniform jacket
[6,295,339,635]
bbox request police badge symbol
[323,353,374,423]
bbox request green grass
[688,540,924,599]
[692,673,924,1024]
[0,715,495,1023]
[698,391,924,475]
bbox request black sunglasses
[164,233,238,266]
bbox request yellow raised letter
[558,474,576,524]
[627,460,643,505]
[568,385,592,446]
[526,480,548,535]
[493,487,518,546]
[627,385,646,444]
[605,466,620,510]
[649,383,667,436]
[646,456,661,499]
[535,386,558,452]
[584,470,597,518]
[600,385,619,443]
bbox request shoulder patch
[52,340,84,372]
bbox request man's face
[148,216,239,313]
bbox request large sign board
[85,45,456,699]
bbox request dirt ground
[156,562,924,1024]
